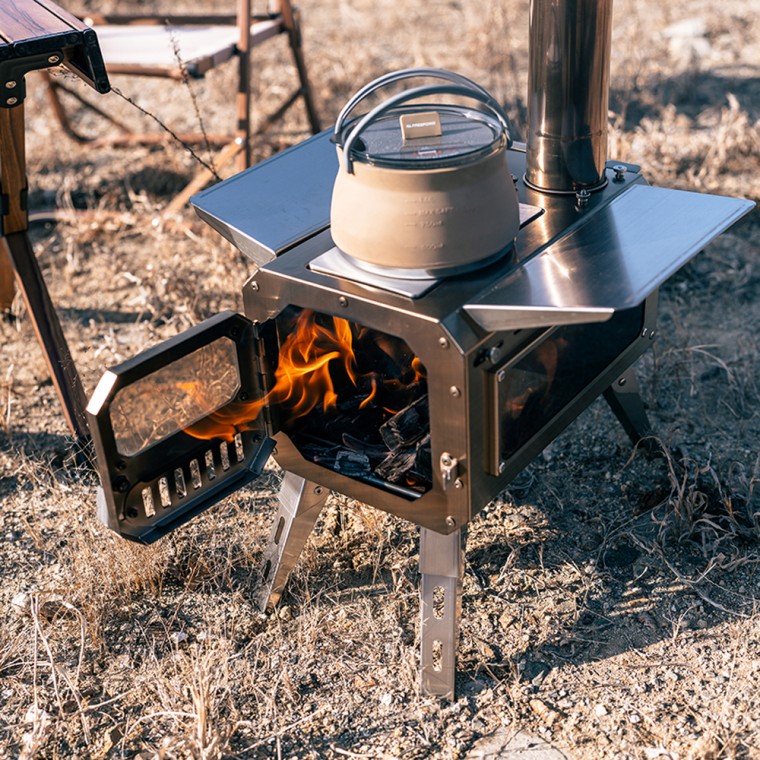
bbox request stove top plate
[309,203,545,298]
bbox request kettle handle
[339,82,512,174]
[334,67,498,137]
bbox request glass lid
[347,106,504,169]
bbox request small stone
[629,713,641,724]
[529,698,561,726]
[277,605,293,621]
[379,693,393,706]
[170,631,188,645]
[594,703,609,717]
[11,591,31,616]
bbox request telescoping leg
[256,470,329,612]
[419,526,465,700]
[603,365,655,449]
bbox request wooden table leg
[1,104,89,442]
[3,232,90,440]
[0,239,13,310]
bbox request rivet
[618,377,627,386]
[454,478,463,490]
[441,454,453,467]
[48,54,61,64]
[497,369,506,383]
[649,331,656,340]
[498,462,506,474]
[250,281,259,291]
[641,328,648,338]
[575,189,591,208]
[314,486,323,495]
[338,296,348,307]
[445,515,456,527]
[6,97,18,106]
[449,386,461,398]
[488,346,502,364]
[438,337,449,349]
[612,164,628,182]
[5,80,16,89]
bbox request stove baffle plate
[309,202,545,298]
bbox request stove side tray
[463,185,754,331]
[86,311,275,544]
[191,130,338,267]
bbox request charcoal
[379,395,429,450]
[414,433,432,481]
[334,449,371,476]
[342,433,390,459]
[375,446,418,483]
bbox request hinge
[253,332,275,437]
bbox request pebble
[11,591,30,616]
[594,704,609,717]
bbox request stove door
[86,311,275,544]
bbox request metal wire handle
[338,82,512,174]
[333,67,499,138]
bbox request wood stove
[85,1,754,699]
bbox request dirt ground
[1,0,759,757]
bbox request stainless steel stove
[85,0,754,699]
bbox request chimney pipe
[525,0,614,193]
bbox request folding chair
[42,0,321,211]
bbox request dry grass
[1,0,759,757]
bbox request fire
[182,309,425,442]
[265,309,358,419]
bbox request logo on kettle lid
[400,111,442,141]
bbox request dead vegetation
[1,0,759,757]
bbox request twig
[332,747,377,759]
[169,30,215,166]
[232,705,327,754]
[110,86,222,181]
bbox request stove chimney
[525,0,614,193]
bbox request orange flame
[182,310,395,442]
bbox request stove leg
[604,365,655,448]
[255,471,329,612]
[419,527,465,700]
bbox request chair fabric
[44,2,321,211]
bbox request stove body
[87,137,750,697]
[235,147,660,538]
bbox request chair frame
[42,0,321,211]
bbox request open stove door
[86,311,276,544]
